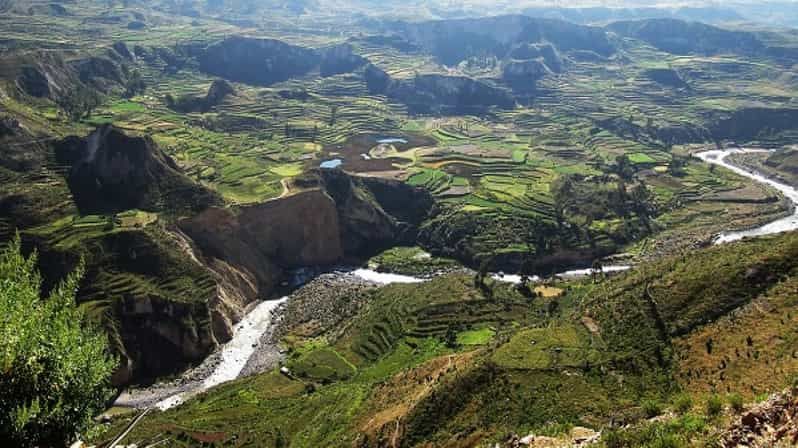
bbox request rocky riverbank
[241,271,377,377]
[113,268,433,410]
[113,298,286,410]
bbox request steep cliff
[709,107,798,145]
[607,19,765,56]
[364,66,514,114]
[18,125,434,386]
[320,44,368,77]
[23,225,228,386]
[167,79,236,113]
[317,169,435,255]
[9,49,132,102]
[197,37,367,86]
[391,15,614,66]
[179,189,342,295]
[54,124,222,214]
[198,36,320,86]
[180,169,435,285]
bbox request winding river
[695,148,798,244]
[120,147,798,411]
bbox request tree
[123,69,146,98]
[551,175,575,229]
[444,325,459,349]
[0,237,115,447]
[58,87,101,122]
[612,154,634,181]
[474,255,495,300]
[329,104,338,126]
[591,259,604,283]
[669,155,688,177]
[630,182,654,231]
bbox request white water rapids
[153,297,288,410]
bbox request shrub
[673,394,693,414]
[705,395,724,418]
[0,237,115,447]
[727,393,744,413]
[602,428,625,448]
[643,399,663,418]
[653,433,682,448]
[601,423,687,448]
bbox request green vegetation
[287,342,356,383]
[0,238,114,447]
[705,395,724,418]
[456,327,495,346]
[727,393,744,414]
[601,413,711,448]
[673,394,694,415]
[86,229,798,446]
[367,246,459,276]
[2,3,798,446]
[642,399,663,419]
[491,325,598,370]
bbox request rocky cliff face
[607,19,765,56]
[179,189,342,296]
[180,169,435,288]
[197,37,367,86]
[13,52,81,100]
[317,169,435,255]
[502,59,551,91]
[709,107,798,145]
[320,44,368,77]
[198,36,320,85]
[54,124,221,214]
[595,116,712,146]
[17,124,434,386]
[370,16,606,105]
[167,79,236,113]
[10,48,132,102]
[24,227,227,386]
[508,43,562,72]
[365,66,514,114]
[391,15,614,66]
[0,115,48,171]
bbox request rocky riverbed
[113,297,287,410]
[113,268,433,410]
[241,270,378,377]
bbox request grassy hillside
[94,231,798,447]
[1,3,798,444]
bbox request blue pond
[320,158,343,169]
[376,137,408,144]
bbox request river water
[153,297,288,410]
[695,148,798,244]
[125,147,798,411]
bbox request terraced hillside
[1,2,798,444]
[92,230,798,447]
